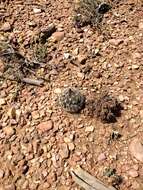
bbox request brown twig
[71,166,116,190]
[21,78,44,86]
[0,74,44,86]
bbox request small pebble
[64,133,74,143]
[73,48,79,56]
[132,65,139,69]
[63,53,70,59]
[36,120,53,133]
[27,21,37,27]
[1,22,11,32]
[59,143,70,159]
[0,169,4,179]
[3,126,15,137]
[54,88,62,94]
[51,31,65,42]
[139,22,143,29]
[33,8,41,13]
[85,126,94,132]
[128,169,138,178]
[129,138,143,162]
[98,153,107,161]
[109,39,123,46]
[68,142,75,151]
[118,95,125,102]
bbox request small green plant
[73,0,111,27]
[33,42,47,62]
[104,168,123,188]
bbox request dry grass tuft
[73,0,111,28]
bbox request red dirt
[0,0,143,189]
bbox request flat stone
[129,138,143,162]
[54,88,62,94]
[33,8,41,13]
[98,153,107,161]
[109,39,123,46]
[3,126,15,137]
[128,169,138,178]
[51,31,65,42]
[77,72,85,79]
[59,143,70,159]
[85,126,94,132]
[132,65,139,69]
[36,120,53,133]
[1,22,11,32]
[132,52,142,59]
[27,21,37,27]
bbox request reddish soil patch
[0,0,143,189]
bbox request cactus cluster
[59,88,85,113]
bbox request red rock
[36,120,53,133]
[128,169,138,178]
[97,153,107,161]
[59,143,70,159]
[129,138,143,162]
[51,31,65,42]
[3,126,15,137]
[33,8,41,13]
[1,22,11,32]
[109,39,123,46]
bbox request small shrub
[73,0,111,27]
[33,42,47,62]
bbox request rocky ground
[0,0,143,189]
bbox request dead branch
[71,166,116,190]
[0,74,44,86]
[21,78,44,86]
